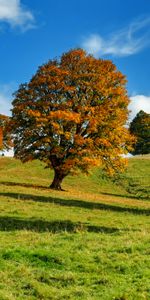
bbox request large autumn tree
[11,49,133,190]
[129,110,150,155]
[0,114,12,152]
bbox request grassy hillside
[0,157,150,300]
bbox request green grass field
[0,156,150,300]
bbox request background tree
[129,110,150,155]
[0,126,3,150]
[10,49,133,190]
[0,114,12,152]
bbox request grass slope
[0,157,150,300]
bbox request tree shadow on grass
[0,191,150,216]
[1,180,149,200]
[0,181,50,190]
[0,216,120,234]
[100,191,150,200]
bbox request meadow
[0,156,149,300]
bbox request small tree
[129,110,150,155]
[11,49,133,190]
[0,126,3,150]
[0,114,12,152]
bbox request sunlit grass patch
[0,156,149,299]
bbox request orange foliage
[10,49,134,189]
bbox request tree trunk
[50,170,65,191]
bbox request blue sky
[0,0,150,120]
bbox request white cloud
[82,17,150,57]
[1,149,14,157]
[0,83,15,116]
[129,95,150,120]
[0,83,14,156]
[0,94,12,116]
[0,0,35,30]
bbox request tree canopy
[129,110,150,155]
[10,49,133,190]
